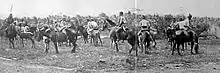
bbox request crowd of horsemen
[0,11,197,55]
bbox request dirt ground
[0,34,220,73]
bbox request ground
[0,33,220,73]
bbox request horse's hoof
[56,52,59,54]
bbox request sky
[0,0,219,18]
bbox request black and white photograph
[0,0,220,73]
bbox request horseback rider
[1,13,14,31]
[173,14,193,36]
[87,18,99,36]
[115,11,128,40]
[116,11,127,30]
[138,15,151,35]
[6,13,14,25]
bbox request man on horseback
[138,15,151,34]
[116,11,127,29]
[87,18,99,36]
[6,13,14,25]
[115,11,128,40]
[173,14,193,36]
[1,13,15,32]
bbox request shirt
[139,19,150,27]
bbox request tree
[99,12,108,18]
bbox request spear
[10,4,13,13]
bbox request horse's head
[105,18,116,26]
[35,26,53,42]
[166,27,176,38]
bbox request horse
[171,17,199,56]
[15,25,35,48]
[102,18,116,32]
[28,26,37,39]
[109,26,128,51]
[76,25,89,44]
[100,18,113,32]
[138,30,155,54]
[5,24,17,48]
[36,26,78,53]
[164,27,176,50]
[108,20,139,56]
[89,29,102,46]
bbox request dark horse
[28,26,37,39]
[36,26,78,53]
[138,30,155,54]
[172,30,199,56]
[76,25,89,44]
[15,26,35,48]
[5,24,17,48]
[107,19,139,56]
[102,18,116,32]
[164,27,176,50]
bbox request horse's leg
[45,42,50,53]
[45,43,48,53]
[11,38,15,48]
[182,43,185,52]
[9,38,12,48]
[172,41,176,55]
[195,37,199,54]
[115,40,119,52]
[135,44,138,56]
[183,42,187,51]
[177,43,182,56]
[128,47,133,55]
[145,41,150,54]
[71,40,77,53]
[29,37,35,48]
[170,41,173,51]
[191,42,195,54]
[152,38,157,48]
[140,41,144,53]
[21,38,24,47]
[53,42,59,54]
[98,35,102,46]
[83,35,87,44]
[110,38,113,48]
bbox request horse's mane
[105,18,116,26]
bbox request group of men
[2,11,194,39]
